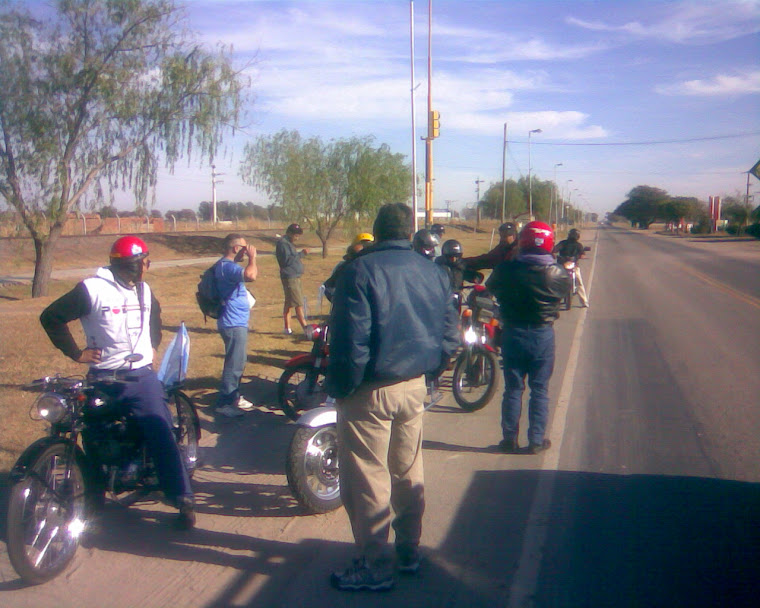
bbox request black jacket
[486,252,571,326]
[553,239,585,264]
[325,240,460,399]
[463,240,518,271]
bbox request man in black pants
[40,236,195,529]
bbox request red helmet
[110,236,149,262]
[519,221,554,253]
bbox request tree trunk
[321,237,329,259]
[31,226,63,298]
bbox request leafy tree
[0,0,247,296]
[721,194,753,234]
[661,197,701,229]
[613,186,670,229]
[239,130,411,257]
[480,179,528,220]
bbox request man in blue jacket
[326,203,459,591]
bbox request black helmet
[498,222,517,236]
[412,229,439,260]
[568,228,580,240]
[441,239,463,259]
[430,223,445,237]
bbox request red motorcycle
[277,324,329,421]
[451,283,501,411]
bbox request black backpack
[196,261,224,321]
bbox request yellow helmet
[352,232,374,245]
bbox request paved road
[2,227,759,607]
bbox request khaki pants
[337,375,427,566]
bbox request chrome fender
[296,405,337,428]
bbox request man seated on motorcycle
[435,239,480,296]
[39,236,196,530]
[552,228,590,308]
[462,221,519,271]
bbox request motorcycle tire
[286,425,342,514]
[7,443,87,585]
[168,389,201,476]
[452,348,499,412]
[277,364,328,422]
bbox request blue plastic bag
[157,321,190,388]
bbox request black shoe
[527,439,552,455]
[498,437,519,454]
[396,545,422,574]
[174,496,196,530]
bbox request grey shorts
[281,277,304,308]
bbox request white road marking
[507,229,600,608]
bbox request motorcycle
[277,323,330,421]
[562,259,578,311]
[451,284,501,411]
[282,324,444,513]
[5,354,200,585]
[559,246,590,310]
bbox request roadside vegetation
[0,222,507,473]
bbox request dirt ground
[0,221,507,472]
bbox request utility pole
[501,122,507,223]
[475,177,484,229]
[211,164,224,225]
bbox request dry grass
[0,221,510,472]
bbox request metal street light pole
[528,128,542,219]
[410,0,418,231]
[501,122,508,222]
[552,162,563,226]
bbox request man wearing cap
[276,223,308,335]
[462,222,519,271]
[322,232,374,303]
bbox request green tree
[480,179,528,220]
[661,197,701,230]
[613,186,670,229]
[721,194,753,234]
[0,0,247,296]
[239,130,411,257]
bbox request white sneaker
[284,328,293,335]
[236,396,255,411]
[216,404,244,418]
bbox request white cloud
[567,1,760,44]
[656,70,760,96]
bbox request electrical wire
[509,131,760,146]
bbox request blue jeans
[218,325,249,406]
[500,325,555,446]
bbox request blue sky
[149,0,760,216]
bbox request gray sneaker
[330,558,395,591]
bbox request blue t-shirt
[216,258,249,328]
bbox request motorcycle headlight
[463,328,478,344]
[35,393,68,423]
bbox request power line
[509,131,760,147]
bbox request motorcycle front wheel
[286,425,342,513]
[452,348,499,412]
[6,443,87,585]
[277,364,328,421]
[168,389,201,476]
